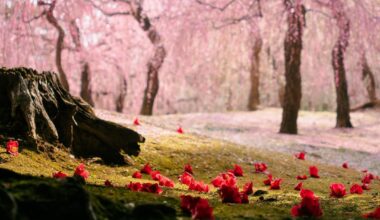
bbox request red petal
[294,182,303,191]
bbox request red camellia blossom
[127,182,163,194]
[342,162,348,169]
[229,164,243,177]
[218,185,242,203]
[179,172,195,186]
[294,182,303,191]
[180,195,214,220]
[53,171,68,179]
[362,173,375,184]
[189,180,209,193]
[363,207,380,219]
[254,163,267,173]
[150,170,162,181]
[133,118,140,126]
[309,166,320,178]
[270,179,282,190]
[211,172,236,188]
[263,174,273,186]
[240,193,249,204]
[350,184,363,194]
[241,182,253,195]
[297,175,308,180]
[140,163,152,174]
[362,184,370,190]
[158,175,175,188]
[330,183,346,198]
[295,152,305,160]
[6,140,19,156]
[184,164,193,174]
[74,163,89,179]
[127,182,143,192]
[132,171,142,179]
[177,126,184,134]
[104,180,113,187]
[291,189,323,217]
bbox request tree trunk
[248,37,263,111]
[330,1,353,128]
[116,78,127,113]
[279,1,305,134]
[0,67,145,165]
[361,53,377,102]
[44,1,70,91]
[80,62,94,106]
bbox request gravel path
[96,108,380,174]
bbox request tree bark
[279,0,305,134]
[80,62,94,106]
[361,53,377,102]
[0,67,145,165]
[44,1,70,91]
[330,1,353,128]
[248,37,263,111]
[116,78,127,113]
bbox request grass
[0,133,379,219]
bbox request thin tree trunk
[44,1,70,91]
[116,78,127,113]
[248,37,263,111]
[80,62,94,106]
[279,0,305,134]
[361,53,377,102]
[330,1,353,128]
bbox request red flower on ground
[104,180,113,187]
[229,164,243,177]
[177,126,184,134]
[180,195,214,220]
[189,180,209,193]
[6,140,19,156]
[179,172,194,186]
[363,207,380,219]
[74,163,89,179]
[362,173,375,184]
[241,182,253,195]
[254,163,267,173]
[132,171,142,179]
[158,175,175,188]
[330,183,346,198]
[263,174,273,186]
[127,182,143,191]
[53,171,67,179]
[270,179,282,190]
[142,183,163,194]
[184,164,193,174]
[240,193,249,204]
[295,152,305,160]
[140,163,152,174]
[350,184,363,194]
[150,171,161,180]
[309,166,320,178]
[218,185,242,203]
[294,182,303,191]
[297,175,308,180]
[133,118,140,126]
[362,184,370,190]
[211,172,236,188]
[291,189,323,217]
[342,162,348,169]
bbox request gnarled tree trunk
[0,67,145,164]
[279,0,305,134]
[248,37,263,111]
[361,53,377,102]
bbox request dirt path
[96,108,380,174]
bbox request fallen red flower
[240,193,249,204]
[342,162,348,169]
[300,189,315,199]
[297,175,308,180]
[52,171,68,179]
[140,163,152,174]
[127,182,143,191]
[132,171,142,179]
[295,152,305,160]
[180,195,214,220]
[350,184,363,194]
[309,166,320,178]
[189,180,209,193]
[241,182,253,195]
[127,182,163,194]
[254,162,267,173]
[177,126,184,134]
[363,207,380,219]
[150,171,161,181]
[74,163,89,179]
[104,180,113,187]
[330,183,346,198]
[6,140,19,156]
[270,178,282,190]
[291,189,323,217]
[263,174,273,186]
[229,164,243,177]
[362,184,370,190]
[184,164,194,174]
[133,118,140,126]
[362,173,375,184]
[179,172,194,186]
[158,175,175,188]
[218,185,242,203]
[211,172,236,188]
[294,182,303,191]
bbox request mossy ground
[0,133,379,219]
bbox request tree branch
[194,0,238,12]
[86,0,130,16]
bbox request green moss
[1,133,379,219]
